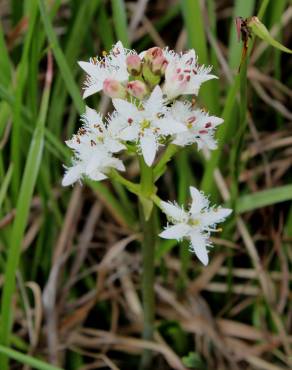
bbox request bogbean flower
[170,101,224,150]
[78,41,133,98]
[82,106,126,152]
[62,107,125,186]
[112,86,186,166]
[162,49,217,100]
[159,187,232,265]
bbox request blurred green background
[0,0,292,369]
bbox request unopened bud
[127,80,148,100]
[126,54,142,75]
[103,78,126,99]
[152,55,168,74]
[144,47,163,63]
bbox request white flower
[170,101,223,150]
[112,86,186,166]
[159,186,232,265]
[78,41,133,98]
[62,107,125,186]
[62,149,125,186]
[80,106,126,153]
[163,49,217,99]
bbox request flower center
[140,119,151,129]
[189,218,200,226]
[187,116,196,128]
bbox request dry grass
[0,0,292,369]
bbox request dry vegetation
[0,0,292,369]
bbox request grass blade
[0,22,12,86]
[181,0,219,113]
[0,53,52,369]
[0,345,63,370]
[0,164,13,212]
[38,0,85,114]
[236,185,292,213]
[111,0,130,47]
[48,0,100,134]
[11,0,38,201]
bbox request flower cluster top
[62,41,232,265]
[63,41,223,185]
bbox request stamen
[213,227,223,232]
[78,128,86,135]
[186,57,193,65]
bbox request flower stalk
[139,203,156,369]
[139,156,156,369]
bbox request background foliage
[0,0,291,369]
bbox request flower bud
[143,47,163,63]
[126,80,148,100]
[126,54,142,76]
[103,78,126,99]
[152,55,168,74]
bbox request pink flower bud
[143,47,168,76]
[152,55,169,74]
[126,54,142,75]
[126,80,148,100]
[103,78,126,99]
[144,47,163,63]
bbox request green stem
[109,169,141,195]
[139,157,156,369]
[139,204,156,369]
[139,157,154,195]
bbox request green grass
[0,49,52,369]
[0,345,63,370]
[0,0,291,368]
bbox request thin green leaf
[0,345,63,370]
[98,3,115,50]
[111,0,130,47]
[38,0,85,114]
[0,164,13,212]
[11,0,38,201]
[181,0,219,113]
[236,185,292,213]
[0,22,12,86]
[0,54,52,369]
[48,0,100,134]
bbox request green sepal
[142,63,161,86]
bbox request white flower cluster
[159,187,232,265]
[63,41,232,264]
